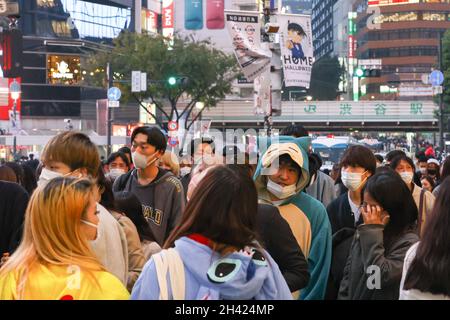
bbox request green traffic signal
[168,77,177,86]
[355,68,364,78]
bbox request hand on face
[361,204,390,226]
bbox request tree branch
[145,90,171,121]
[132,94,165,128]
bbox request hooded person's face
[268,162,299,187]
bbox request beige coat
[412,184,435,237]
[111,211,146,292]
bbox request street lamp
[9,79,21,161]
[306,96,313,102]
[195,102,205,110]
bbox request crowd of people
[0,124,449,300]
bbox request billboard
[368,0,419,6]
[278,14,314,88]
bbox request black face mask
[428,169,437,176]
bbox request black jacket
[326,193,363,300]
[0,181,29,256]
[338,224,419,300]
[327,192,363,236]
[257,204,310,292]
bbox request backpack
[153,248,186,300]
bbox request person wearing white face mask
[105,152,130,182]
[327,146,377,235]
[38,131,129,286]
[113,126,185,247]
[254,137,332,300]
[325,145,377,299]
[390,155,435,237]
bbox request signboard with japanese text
[225,10,271,81]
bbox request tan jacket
[111,211,146,292]
[412,184,435,237]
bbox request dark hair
[118,146,132,158]
[0,165,17,183]
[106,152,130,168]
[403,177,450,296]
[374,154,384,163]
[115,192,156,243]
[163,166,259,254]
[131,126,167,153]
[340,145,377,175]
[279,154,302,177]
[420,175,435,191]
[20,163,37,195]
[189,137,215,156]
[440,156,450,181]
[390,155,415,173]
[417,154,428,163]
[310,153,323,168]
[287,23,307,37]
[97,166,116,212]
[308,154,321,177]
[386,150,406,163]
[364,170,418,246]
[280,124,309,138]
[4,162,24,186]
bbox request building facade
[354,0,450,101]
[312,0,337,60]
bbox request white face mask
[180,167,192,177]
[108,168,126,179]
[419,167,427,175]
[341,169,367,192]
[267,179,297,200]
[132,151,158,170]
[399,171,414,185]
[37,167,63,187]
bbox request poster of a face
[278,14,314,88]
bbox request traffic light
[168,76,177,86]
[167,76,188,87]
[1,29,23,78]
[355,68,381,78]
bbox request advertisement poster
[225,10,271,81]
[278,14,314,88]
[185,0,203,30]
[162,0,175,43]
[206,0,224,29]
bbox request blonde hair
[0,177,105,298]
[159,151,180,177]
[41,131,100,178]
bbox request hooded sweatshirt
[113,168,185,247]
[253,136,332,300]
[131,236,292,300]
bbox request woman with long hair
[131,166,292,300]
[400,177,450,300]
[0,177,129,300]
[390,155,435,236]
[338,170,419,300]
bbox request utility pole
[438,31,445,153]
[107,62,113,157]
[263,1,272,136]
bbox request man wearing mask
[113,126,185,247]
[325,145,377,299]
[416,155,428,179]
[38,131,128,285]
[253,136,332,300]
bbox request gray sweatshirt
[113,168,185,247]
